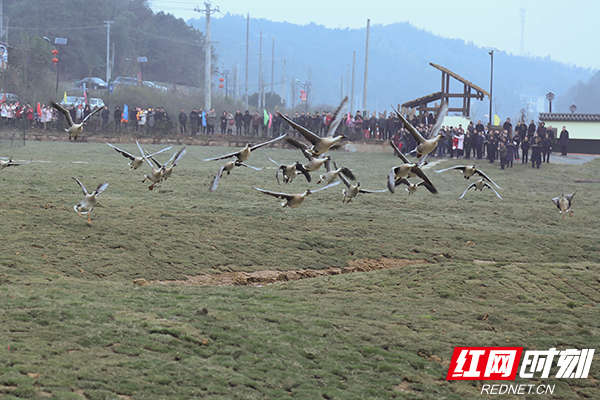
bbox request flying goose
[203,134,287,162]
[139,142,165,190]
[51,101,104,141]
[394,178,428,195]
[210,160,262,192]
[253,181,341,208]
[280,96,348,156]
[159,147,186,181]
[0,158,31,170]
[388,139,437,194]
[317,158,356,185]
[72,177,108,224]
[269,158,311,184]
[435,165,501,189]
[392,102,448,158]
[459,178,503,200]
[106,141,173,169]
[338,171,387,203]
[551,192,576,217]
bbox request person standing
[101,106,109,131]
[527,120,536,139]
[541,132,552,163]
[189,108,199,134]
[521,137,530,164]
[498,140,507,170]
[243,110,252,135]
[531,136,542,168]
[559,126,569,156]
[502,117,513,138]
[234,110,243,135]
[178,109,188,134]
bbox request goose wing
[339,166,356,181]
[250,134,287,151]
[72,177,89,195]
[459,182,477,199]
[425,102,449,140]
[94,182,109,195]
[253,187,294,200]
[106,143,136,161]
[564,192,576,206]
[169,147,187,167]
[435,165,467,174]
[551,196,561,207]
[359,188,389,194]
[137,141,155,168]
[285,137,310,152]
[147,145,174,158]
[409,167,438,194]
[389,138,410,164]
[387,167,399,193]
[202,148,242,161]
[311,180,341,193]
[51,101,74,127]
[209,165,227,192]
[237,161,263,171]
[278,113,321,146]
[392,104,425,144]
[295,162,311,182]
[474,169,501,189]
[325,96,349,137]
[81,106,104,123]
[338,171,352,188]
[485,183,503,200]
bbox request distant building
[539,113,600,154]
[520,95,546,120]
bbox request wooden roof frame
[401,63,490,117]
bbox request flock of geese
[1,96,577,222]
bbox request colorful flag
[83,90,88,104]
[263,109,269,126]
[202,110,206,127]
[493,114,500,126]
[268,112,273,129]
[122,104,129,123]
[37,102,41,117]
[63,92,67,104]
[1,93,5,103]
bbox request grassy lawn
[0,139,599,399]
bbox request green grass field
[1,139,599,399]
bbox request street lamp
[53,37,67,93]
[546,92,555,113]
[487,48,496,127]
[569,104,577,113]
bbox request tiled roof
[539,113,600,122]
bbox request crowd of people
[2,99,571,170]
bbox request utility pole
[105,21,113,90]
[350,51,356,114]
[194,2,219,110]
[281,57,288,106]
[258,30,263,109]
[244,13,249,111]
[363,19,370,116]
[270,37,275,96]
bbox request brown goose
[338,171,387,203]
[551,192,576,217]
[392,102,448,158]
[388,139,437,194]
[210,160,262,192]
[269,158,310,184]
[459,178,502,200]
[51,101,103,141]
[203,134,286,162]
[436,164,501,189]
[317,158,355,185]
[253,181,340,208]
[106,141,172,170]
[72,177,108,224]
[280,96,348,156]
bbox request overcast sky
[149,0,599,71]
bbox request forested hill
[189,13,596,120]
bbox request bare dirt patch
[152,258,427,286]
